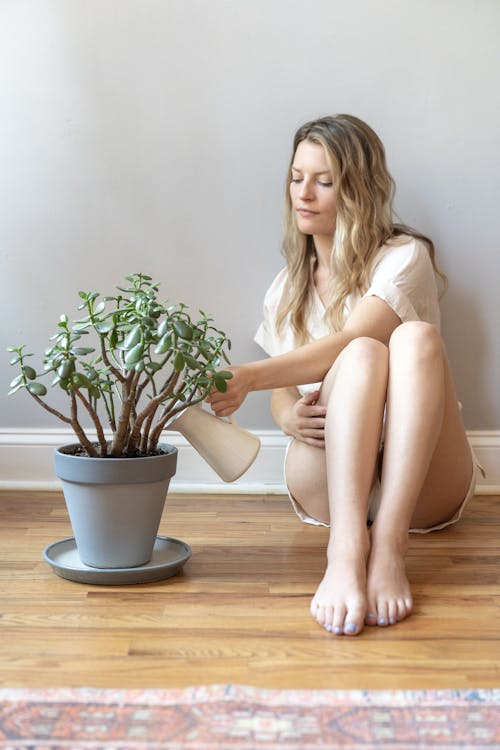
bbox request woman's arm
[211,295,401,416]
[270,387,301,431]
[272,387,327,448]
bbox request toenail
[367,612,377,619]
[378,618,387,626]
[389,617,396,625]
[334,626,343,635]
[325,625,333,632]
[345,622,357,633]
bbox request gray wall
[1,0,499,431]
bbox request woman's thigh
[284,338,387,525]
[285,439,330,523]
[410,345,474,529]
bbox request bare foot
[365,538,413,627]
[310,531,369,636]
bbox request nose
[299,178,314,200]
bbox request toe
[344,601,366,636]
[323,605,335,632]
[310,598,324,624]
[395,598,407,622]
[314,604,326,627]
[365,602,377,626]
[310,599,319,621]
[376,599,389,627]
[332,604,348,636]
[400,596,413,621]
[344,620,360,636]
[387,599,398,626]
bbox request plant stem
[100,338,126,383]
[70,392,98,456]
[127,371,181,452]
[147,389,204,453]
[140,410,157,453]
[136,370,157,402]
[28,393,73,425]
[102,392,117,432]
[110,372,135,456]
[74,389,108,456]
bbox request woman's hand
[280,390,327,448]
[208,365,253,417]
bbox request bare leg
[365,322,473,627]
[287,337,388,636]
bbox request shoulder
[370,235,435,282]
[362,234,440,327]
[369,235,436,287]
[262,267,289,309]
[254,267,293,357]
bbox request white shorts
[285,440,483,534]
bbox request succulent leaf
[173,321,193,340]
[124,343,144,365]
[173,351,185,372]
[123,324,142,350]
[57,360,75,379]
[23,366,37,380]
[154,333,172,354]
[213,374,228,392]
[27,382,47,396]
[72,373,93,389]
[94,322,113,334]
[9,374,23,388]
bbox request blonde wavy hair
[277,114,446,345]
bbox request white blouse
[254,237,441,395]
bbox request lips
[296,208,319,217]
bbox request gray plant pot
[54,443,178,569]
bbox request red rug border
[0,684,498,708]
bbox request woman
[209,114,478,637]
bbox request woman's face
[290,139,337,238]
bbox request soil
[63,444,171,459]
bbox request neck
[313,234,333,270]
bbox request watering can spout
[168,404,260,482]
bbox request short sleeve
[254,268,328,395]
[362,238,440,328]
[254,268,289,356]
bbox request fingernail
[345,622,357,633]
[378,618,387,626]
[334,626,343,635]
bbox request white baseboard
[0,428,288,494]
[0,428,499,494]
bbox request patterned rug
[0,685,498,749]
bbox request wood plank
[0,491,499,689]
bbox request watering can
[167,403,260,482]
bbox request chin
[296,218,317,233]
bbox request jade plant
[7,273,232,458]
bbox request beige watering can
[167,403,260,482]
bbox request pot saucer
[43,536,191,585]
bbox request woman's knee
[389,322,443,364]
[343,336,388,362]
[328,337,388,379]
[320,337,388,401]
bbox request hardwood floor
[0,490,498,689]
